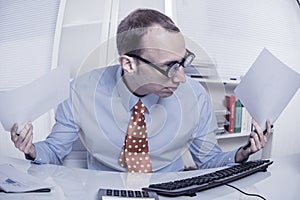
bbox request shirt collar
[114,65,160,112]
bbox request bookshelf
[192,77,240,85]
[194,77,251,133]
[189,73,267,160]
[216,132,249,139]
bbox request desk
[0,153,299,200]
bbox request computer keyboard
[143,159,273,197]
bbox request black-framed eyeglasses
[125,49,195,78]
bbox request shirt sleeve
[189,132,238,169]
[29,94,80,165]
[188,85,238,169]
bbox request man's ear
[119,55,136,73]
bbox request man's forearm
[25,144,37,161]
[235,147,250,163]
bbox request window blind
[175,0,300,80]
[0,0,60,91]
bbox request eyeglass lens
[167,51,195,77]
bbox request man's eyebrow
[160,51,186,65]
[163,60,179,66]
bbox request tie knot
[134,99,146,114]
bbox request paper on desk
[234,48,300,130]
[0,163,52,193]
[0,67,70,131]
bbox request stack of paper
[0,164,52,193]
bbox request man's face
[124,27,187,98]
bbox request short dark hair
[116,9,180,56]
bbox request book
[214,106,229,135]
[224,95,236,133]
[241,106,252,133]
[0,164,52,193]
[234,100,242,133]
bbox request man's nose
[172,66,186,83]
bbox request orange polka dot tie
[119,99,153,173]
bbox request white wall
[272,91,300,157]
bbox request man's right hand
[10,122,36,159]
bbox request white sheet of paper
[234,48,300,130]
[0,163,52,193]
[0,67,70,131]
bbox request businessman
[10,9,272,172]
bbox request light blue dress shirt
[33,65,238,172]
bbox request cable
[224,183,267,200]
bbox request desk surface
[0,153,299,200]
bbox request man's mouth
[166,87,177,92]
